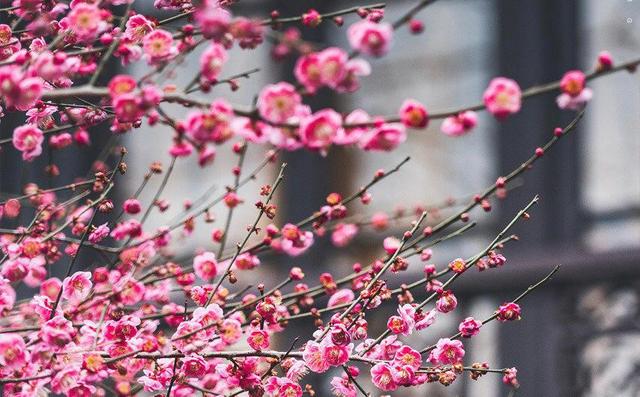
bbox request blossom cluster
[0,0,633,396]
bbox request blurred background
[1,0,639,396]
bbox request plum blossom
[181,354,207,378]
[360,123,407,151]
[347,20,393,57]
[12,125,45,161]
[458,317,482,337]
[64,3,108,43]
[483,77,522,119]
[0,24,20,60]
[436,290,458,313]
[400,99,429,128]
[195,1,231,40]
[143,29,177,64]
[370,362,398,391]
[62,271,93,301]
[327,288,355,308]
[331,223,358,247]
[0,66,44,111]
[428,338,465,365]
[279,223,314,256]
[299,109,342,152]
[441,110,478,137]
[125,14,155,42]
[193,251,218,281]
[247,329,270,351]
[302,340,330,373]
[496,302,521,322]
[393,345,422,370]
[294,47,349,92]
[556,70,593,110]
[257,82,302,123]
[200,43,228,84]
[0,334,27,370]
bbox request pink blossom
[294,47,349,92]
[257,82,302,123]
[347,20,393,57]
[329,323,351,346]
[119,279,146,305]
[331,375,357,397]
[62,271,92,300]
[279,223,314,256]
[503,367,519,388]
[436,290,458,313]
[195,1,231,41]
[200,43,228,83]
[220,318,242,345]
[556,70,592,110]
[1,258,28,282]
[143,29,177,64]
[382,236,401,254]
[0,278,15,313]
[387,315,411,336]
[393,345,422,370]
[334,109,370,145]
[230,17,264,49]
[597,51,614,71]
[40,277,62,300]
[125,14,155,42]
[12,124,43,161]
[458,316,482,337]
[400,99,429,128]
[28,104,57,129]
[64,3,106,43]
[278,379,303,397]
[234,252,261,270]
[286,359,309,381]
[415,308,437,330]
[108,75,137,97]
[302,9,322,27]
[182,354,207,378]
[441,110,478,137]
[303,340,330,373]
[113,93,144,123]
[370,362,398,391]
[184,100,234,144]
[123,198,142,214]
[247,329,270,351]
[0,67,43,111]
[496,302,521,322]
[0,334,27,370]
[51,366,82,394]
[318,48,349,89]
[88,223,110,243]
[331,223,359,247]
[0,24,20,60]
[429,338,465,365]
[327,288,355,308]
[32,51,76,82]
[299,109,342,152]
[483,77,522,119]
[359,123,407,151]
[49,132,73,149]
[324,342,352,366]
[41,315,76,347]
[110,219,142,240]
[193,251,218,281]
[335,58,371,93]
[68,383,96,397]
[294,52,323,93]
